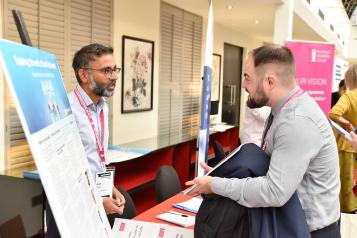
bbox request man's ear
[265,73,277,89]
[78,68,89,84]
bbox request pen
[167,210,188,217]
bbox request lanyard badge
[96,168,114,197]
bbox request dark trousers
[45,201,61,238]
[310,222,340,238]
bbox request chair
[208,141,226,167]
[117,187,137,219]
[155,166,181,203]
[108,187,137,227]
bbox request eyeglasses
[84,67,121,78]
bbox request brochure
[112,219,193,238]
[173,197,202,213]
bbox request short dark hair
[251,44,295,85]
[72,43,114,84]
[252,44,294,68]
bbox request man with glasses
[46,43,125,237]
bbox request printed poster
[0,39,111,238]
[285,41,335,114]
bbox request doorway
[221,43,243,125]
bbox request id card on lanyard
[96,167,115,198]
[74,87,115,197]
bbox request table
[134,194,197,229]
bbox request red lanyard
[74,87,106,162]
[279,88,304,111]
[261,88,304,150]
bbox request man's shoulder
[277,94,326,129]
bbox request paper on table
[156,210,195,227]
[112,218,193,238]
[173,197,202,213]
[183,144,244,195]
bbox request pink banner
[285,41,335,115]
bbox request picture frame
[211,54,221,102]
[121,35,154,113]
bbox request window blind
[4,0,112,169]
[159,2,202,139]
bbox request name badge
[96,169,114,198]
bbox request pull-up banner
[197,0,213,177]
[285,41,335,115]
[0,39,111,238]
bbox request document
[329,119,352,140]
[112,219,193,238]
[173,197,202,213]
[183,144,243,195]
[156,210,195,227]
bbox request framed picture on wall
[121,35,154,113]
[211,54,221,102]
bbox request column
[273,0,294,44]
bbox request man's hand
[103,197,124,215]
[185,176,213,197]
[102,187,125,215]
[112,187,126,208]
[199,161,213,173]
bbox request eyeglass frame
[83,67,121,78]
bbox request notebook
[156,210,195,227]
[173,197,202,213]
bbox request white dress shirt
[240,106,271,146]
[67,85,109,178]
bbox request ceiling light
[255,20,259,24]
[227,5,233,10]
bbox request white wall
[111,1,263,145]
[207,22,262,126]
[346,27,357,63]
[112,0,160,144]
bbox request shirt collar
[76,85,105,109]
[271,86,300,117]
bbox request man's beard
[246,84,269,108]
[89,75,115,97]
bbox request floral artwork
[211,54,221,102]
[122,36,154,113]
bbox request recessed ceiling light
[255,20,259,24]
[227,5,233,10]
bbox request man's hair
[345,65,357,90]
[251,44,295,85]
[72,43,114,84]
